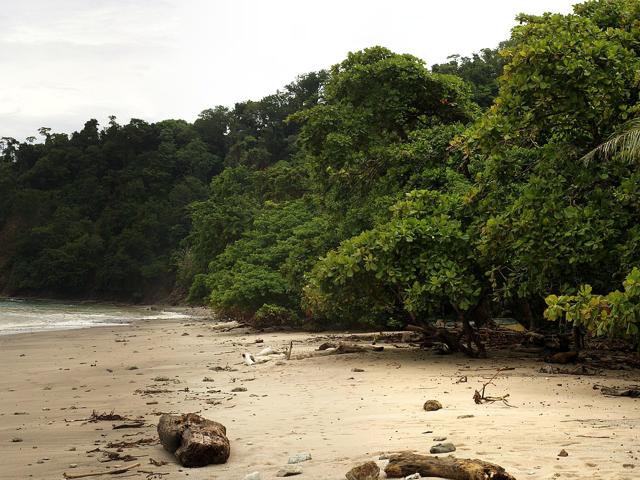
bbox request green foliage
[432,46,507,108]
[0,119,213,299]
[253,304,298,328]
[201,196,336,316]
[304,190,481,328]
[460,0,640,322]
[544,268,640,343]
[465,5,640,154]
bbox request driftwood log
[597,384,640,398]
[157,413,230,467]
[385,452,516,480]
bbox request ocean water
[0,297,191,335]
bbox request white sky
[1,0,577,140]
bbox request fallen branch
[594,384,640,398]
[89,411,130,422]
[385,452,516,479]
[539,365,600,376]
[112,421,145,429]
[106,438,157,449]
[98,451,139,463]
[63,462,141,479]
[472,367,515,407]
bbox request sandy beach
[1,318,639,480]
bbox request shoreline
[0,298,213,337]
[1,319,639,479]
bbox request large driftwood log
[385,452,516,480]
[157,413,230,467]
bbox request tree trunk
[515,299,535,330]
[384,452,516,480]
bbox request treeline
[1,1,639,345]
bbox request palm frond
[581,117,640,164]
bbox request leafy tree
[432,46,507,108]
[545,267,640,348]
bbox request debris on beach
[545,351,579,364]
[63,462,140,479]
[288,452,312,464]
[106,437,156,449]
[88,410,130,422]
[345,461,380,480]
[430,442,456,454]
[157,413,230,467]
[384,452,516,479]
[472,368,515,407]
[423,400,442,411]
[276,465,303,477]
[594,384,640,398]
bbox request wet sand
[1,318,639,479]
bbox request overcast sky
[1,0,577,140]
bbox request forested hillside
[1,0,639,346]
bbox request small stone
[276,465,303,477]
[430,442,456,454]
[558,449,568,457]
[423,400,442,411]
[404,474,421,480]
[433,436,447,441]
[623,464,635,469]
[288,452,312,464]
[69,464,78,469]
[457,414,474,419]
[202,377,215,382]
[11,437,23,442]
[232,387,247,392]
[244,472,261,480]
[346,461,380,480]
[351,368,365,373]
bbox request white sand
[1,318,639,479]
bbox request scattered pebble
[276,465,303,477]
[430,442,456,454]
[244,472,261,480]
[423,400,442,411]
[232,387,247,392]
[404,474,421,480]
[457,414,474,419]
[351,368,365,373]
[288,452,312,464]
[345,460,380,480]
[558,449,568,457]
[433,436,447,441]
[11,437,23,443]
